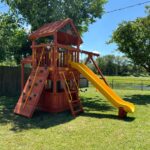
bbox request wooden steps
[71,99,83,115]
[60,72,83,117]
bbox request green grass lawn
[0,87,150,150]
[105,76,150,81]
[106,76,150,86]
[92,76,150,91]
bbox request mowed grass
[101,76,150,90]
[0,87,150,150]
[105,76,150,80]
[105,76,150,84]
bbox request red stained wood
[14,18,100,118]
[29,18,82,45]
[14,67,49,118]
[57,31,78,45]
[38,91,69,112]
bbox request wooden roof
[29,18,82,44]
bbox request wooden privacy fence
[0,66,88,97]
[0,66,31,96]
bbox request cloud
[92,50,100,54]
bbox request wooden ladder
[60,72,83,117]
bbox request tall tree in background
[1,0,107,32]
[145,5,150,15]
[0,13,31,64]
[109,7,150,73]
[95,55,147,76]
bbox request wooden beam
[85,56,90,65]
[57,44,100,57]
[90,56,108,85]
[31,43,52,48]
[57,43,78,51]
[81,50,99,57]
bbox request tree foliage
[1,0,107,32]
[88,55,147,76]
[145,5,150,16]
[109,8,150,73]
[0,0,107,65]
[0,13,31,64]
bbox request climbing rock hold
[29,96,32,100]
[39,80,42,83]
[34,83,38,86]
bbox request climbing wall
[14,67,49,118]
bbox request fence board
[0,66,88,96]
[0,66,31,96]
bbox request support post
[21,62,24,92]
[77,42,80,96]
[84,56,90,65]
[118,108,127,118]
[90,56,108,85]
[32,41,36,68]
[53,33,58,94]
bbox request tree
[1,0,107,32]
[109,8,150,73]
[96,55,116,75]
[96,55,147,76]
[0,13,31,64]
[145,5,150,16]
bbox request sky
[82,0,149,56]
[0,0,149,56]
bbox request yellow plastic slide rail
[70,62,135,113]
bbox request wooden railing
[31,43,100,69]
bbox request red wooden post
[53,33,58,94]
[118,108,127,118]
[84,56,90,65]
[77,42,80,62]
[21,62,24,91]
[32,41,36,68]
[77,42,80,92]
[90,56,108,85]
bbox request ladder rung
[74,109,82,114]
[72,100,80,103]
[70,90,78,93]
[72,103,80,108]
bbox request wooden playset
[14,18,135,118]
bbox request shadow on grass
[0,96,73,132]
[0,93,140,132]
[123,94,150,105]
[81,112,135,122]
[80,96,114,112]
[80,96,136,122]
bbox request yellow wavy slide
[70,62,135,113]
